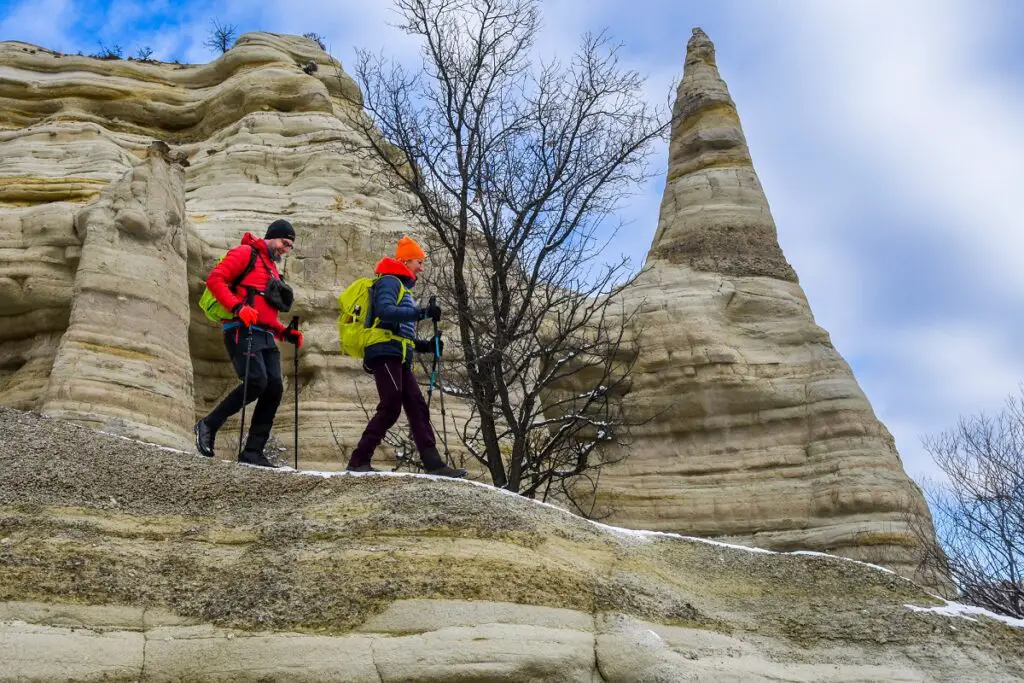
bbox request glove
[282,328,303,349]
[234,304,258,327]
[423,301,442,323]
[415,336,443,355]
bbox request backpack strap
[229,245,260,294]
[367,275,408,325]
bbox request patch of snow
[299,469,459,482]
[904,600,1024,629]
[89,423,1022,625]
[95,430,191,456]
[789,550,897,575]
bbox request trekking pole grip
[429,296,441,357]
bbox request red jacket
[206,233,286,335]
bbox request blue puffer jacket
[363,257,425,368]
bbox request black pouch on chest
[263,277,294,312]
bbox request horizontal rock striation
[0,34,469,460]
[1,407,1021,682]
[593,29,934,578]
[0,29,936,582]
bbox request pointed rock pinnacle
[646,28,796,282]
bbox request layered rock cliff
[2,407,1021,682]
[0,34,463,462]
[0,30,931,578]
[594,29,932,575]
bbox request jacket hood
[241,232,271,258]
[375,256,416,281]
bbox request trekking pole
[237,288,257,459]
[427,296,451,463]
[436,331,451,464]
[426,296,440,410]
[286,315,300,469]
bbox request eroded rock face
[593,29,933,576]
[0,34,437,459]
[38,142,193,446]
[0,30,933,578]
[0,407,1020,682]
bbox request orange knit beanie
[395,235,426,261]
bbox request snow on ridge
[80,427,1024,630]
[790,550,896,575]
[95,429,192,456]
[905,600,1024,629]
[310,468,1024,630]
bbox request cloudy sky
[3,0,1023,486]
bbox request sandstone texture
[1,406,1022,682]
[593,29,934,578]
[0,29,932,581]
[0,34,468,463]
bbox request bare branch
[348,0,671,505]
[905,389,1024,618]
[204,19,238,55]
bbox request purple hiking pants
[349,357,435,466]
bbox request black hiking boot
[345,463,381,473]
[238,449,280,469]
[420,446,467,478]
[425,464,468,479]
[193,419,216,458]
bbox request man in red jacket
[193,219,303,468]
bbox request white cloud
[861,321,1024,480]
[5,0,1022,496]
[781,0,1024,297]
[731,0,1024,488]
[0,0,79,50]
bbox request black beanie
[265,219,296,241]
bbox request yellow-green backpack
[197,246,259,323]
[337,275,410,359]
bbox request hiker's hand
[416,337,443,355]
[282,328,303,349]
[235,304,258,327]
[425,301,442,323]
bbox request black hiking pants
[205,326,283,453]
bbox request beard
[270,249,283,263]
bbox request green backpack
[197,246,258,323]
[337,275,410,359]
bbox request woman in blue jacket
[346,236,467,478]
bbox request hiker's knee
[246,372,269,397]
[377,401,402,426]
[263,375,283,402]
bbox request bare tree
[92,42,123,60]
[204,19,238,55]
[135,46,154,62]
[909,390,1024,618]
[303,32,327,51]
[346,0,667,506]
